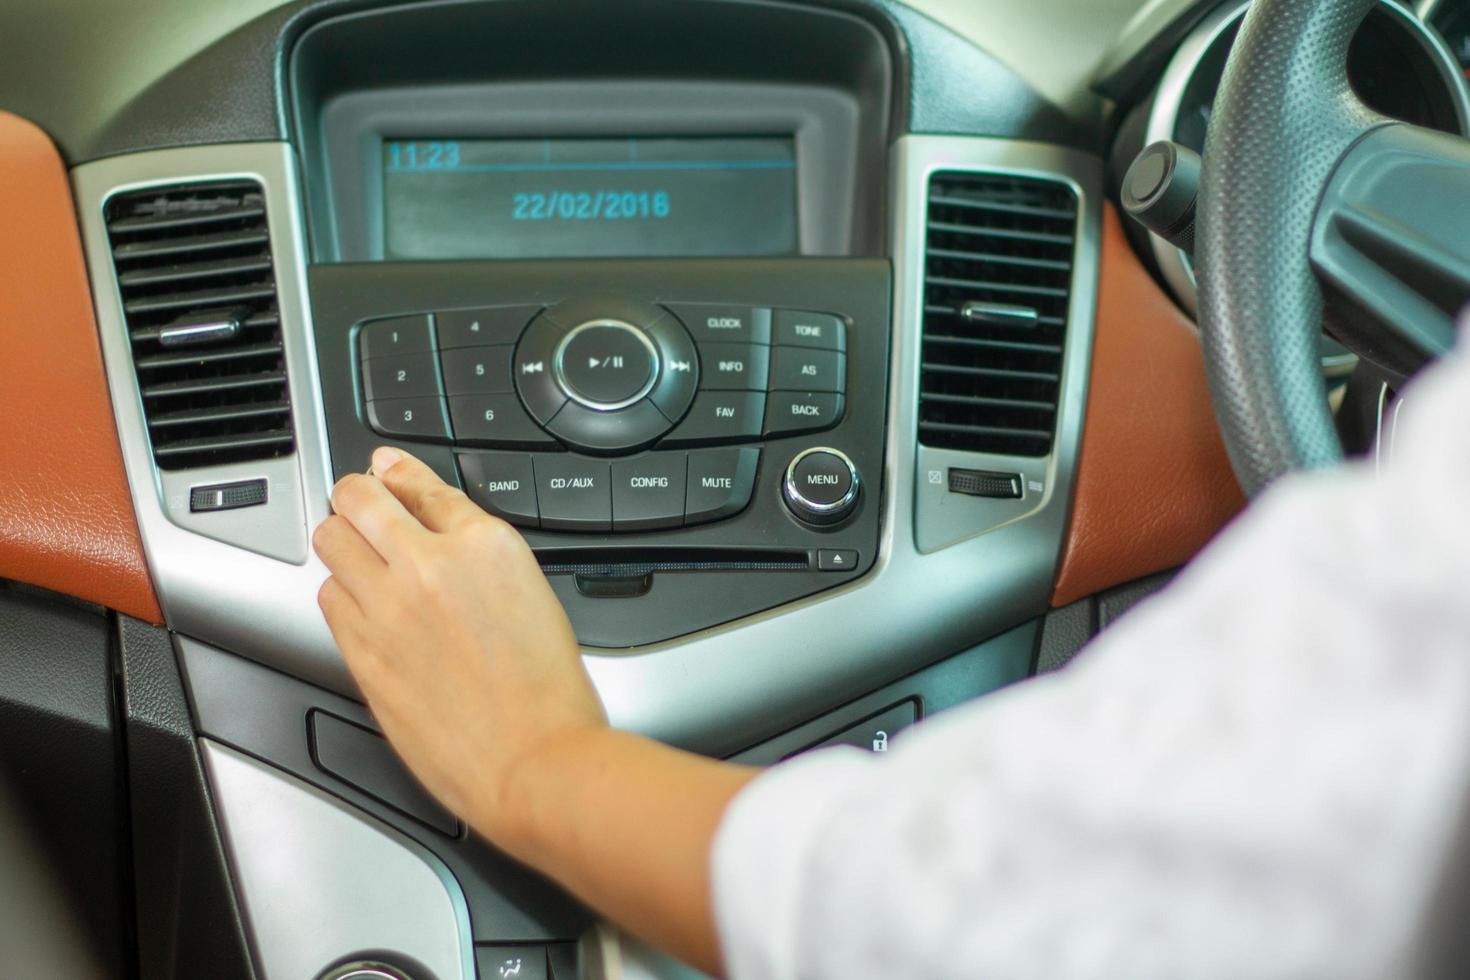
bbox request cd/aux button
[534,456,612,531]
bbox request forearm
[492,726,761,976]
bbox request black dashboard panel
[309,259,891,648]
[291,0,896,263]
[0,0,1109,167]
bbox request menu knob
[783,447,860,526]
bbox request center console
[311,262,890,646]
[66,0,1105,974]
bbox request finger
[330,471,425,561]
[316,575,364,646]
[373,446,484,534]
[312,514,387,597]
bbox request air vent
[919,172,1079,457]
[105,180,294,470]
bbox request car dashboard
[2,0,1468,977]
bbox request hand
[312,446,607,844]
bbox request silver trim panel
[1145,0,1470,317]
[74,137,1102,756]
[903,148,1101,554]
[74,144,344,690]
[199,740,473,980]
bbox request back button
[457,453,539,528]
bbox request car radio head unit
[381,136,799,260]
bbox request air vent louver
[919,172,1079,457]
[105,180,294,470]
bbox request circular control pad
[513,298,699,455]
[555,320,658,409]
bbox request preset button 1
[533,456,612,532]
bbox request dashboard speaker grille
[104,180,295,470]
[919,171,1079,457]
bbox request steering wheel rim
[1195,0,1384,495]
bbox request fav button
[663,304,772,345]
[765,392,844,437]
[534,456,612,531]
[685,448,761,525]
[612,454,688,531]
[773,309,846,351]
[698,343,770,391]
[456,453,539,528]
[661,392,765,447]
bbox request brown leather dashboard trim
[0,111,162,623]
[1051,205,1245,608]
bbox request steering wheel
[1195,0,1470,495]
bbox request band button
[457,452,539,528]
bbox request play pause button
[817,549,860,572]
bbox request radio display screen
[382,137,798,260]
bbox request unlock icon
[872,730,889,753]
